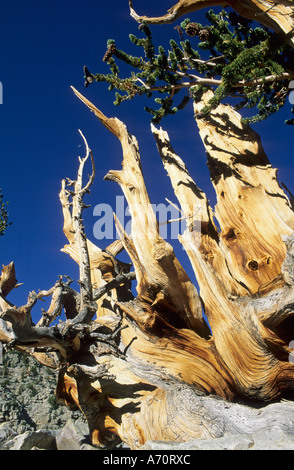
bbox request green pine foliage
[0,189,10,236]
[84,9,294,125]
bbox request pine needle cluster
[0,189,10,236]
[84,9,294,125]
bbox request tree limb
[72,130,95,310]
[129,0,294,47]
[0,262,19,298]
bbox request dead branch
[0,134,138,365]
[72,130,95,310]
[0,262,20,298]
[129,0,294,47]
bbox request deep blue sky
[1,0,293,321]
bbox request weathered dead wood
[194,91,294,294]
[129,0,294,47]
[53,88,294,448]
[2,78,294,449]
[43,88,294,447]
[151,115,294,403]
[0,262,18,298]
[0,138,129,362]
[59,141,131,328]
[70,86,210,338]
[151,124,248,299]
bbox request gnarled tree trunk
[43,87,294,446]
[1,3,294,448]
[2,84,294,449]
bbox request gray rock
[0,349,87,440]
[251,428,294,450]
[4,430,57,450]
[0,422,17,449]
[56,419,98,450]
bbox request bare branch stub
[0,262,18,298]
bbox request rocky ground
[0,349,100,450]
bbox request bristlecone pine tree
[1,0,294,450]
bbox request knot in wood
[224,228,237,241]
[248,260,259,271]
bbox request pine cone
[102,43,117,63]
[84,66,93,88]
[198,28,210,41]
[185,22,200,37]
